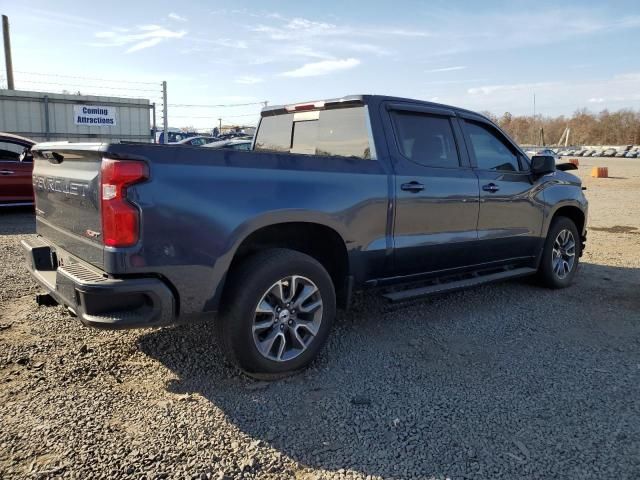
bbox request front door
[461,118,545,264]
[0,140,34,204]
[386,106,480,277]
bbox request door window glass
[390,111,460,168]
[465,121,520,171]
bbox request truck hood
[554,169,582,186]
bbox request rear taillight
[100,159,148,247]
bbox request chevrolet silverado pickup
[23,95,588,377]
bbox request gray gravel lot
[1,158,639,479]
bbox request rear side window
[390,111,460,168]
[255,107,373,159]
[465,121,520,171]
[254,113,294,152]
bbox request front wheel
[536,216,581,289]
[216,249,336,379]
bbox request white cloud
[280,58,361,78]
[250,15,429,42]
[91,25,187,53]
[457,73,640,116]
[168,12,187,22]
[235,76,264,85]
[614,72,640,81]
[127,37,164,53]
[426,66,467,73]
[375,28,429,37]
[214,38,248,49]
[468,82,557,95]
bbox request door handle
[0,170,15,175]
[401,181,425,193]
[482,183,500,192]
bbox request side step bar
[382,267,537,303]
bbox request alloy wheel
[252,275,323,362]
[552,229,576,279]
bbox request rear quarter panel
[104,144,391,315]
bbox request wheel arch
[219,220,352,309]
[547,204,586,237]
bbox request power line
[13,70,159,86]
[13,78,160,93]
[169,101,267,108]
[170,113,260,119]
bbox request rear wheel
[537,216,581,288]
[216,248,336,378]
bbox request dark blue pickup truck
[23,95,588,377]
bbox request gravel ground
[1,158,639,480]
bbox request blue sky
[3,0,640,128]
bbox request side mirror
[531,155,555,175]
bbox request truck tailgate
[31,144,104,268]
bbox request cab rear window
[255,106,374,160]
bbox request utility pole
[2,15,15,90]
[162,81,168,144]
[151,102,157,143]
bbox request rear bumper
[22,236,176,329]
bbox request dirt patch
[590,225,639,234]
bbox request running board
[382,267,537,303]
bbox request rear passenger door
[385,104,480,276]
[461,118,544,264]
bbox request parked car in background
[573,149,587,157]
[590,149,603,157]
[0,133,36,207]
[155,130,200,144]
[175,136,219,146]
[614,150,627,157]
[528,148,560,162]
[216,132,253,141]
[625,149,638,158]
[602,148,617,157]
[203,138,253,151]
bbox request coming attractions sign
[73,105,117,127]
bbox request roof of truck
[261,94,491,122]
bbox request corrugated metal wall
[0,89,152,143]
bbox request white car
[527,148,560,162]
[203,139,253,151]
[174,136,218,146]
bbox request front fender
[541,173,588,238]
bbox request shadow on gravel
[0,207,36,235]
[138,262,640,479]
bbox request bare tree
[492,108,640,146]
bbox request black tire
[536,216,581,289]
[216,248,336,379]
